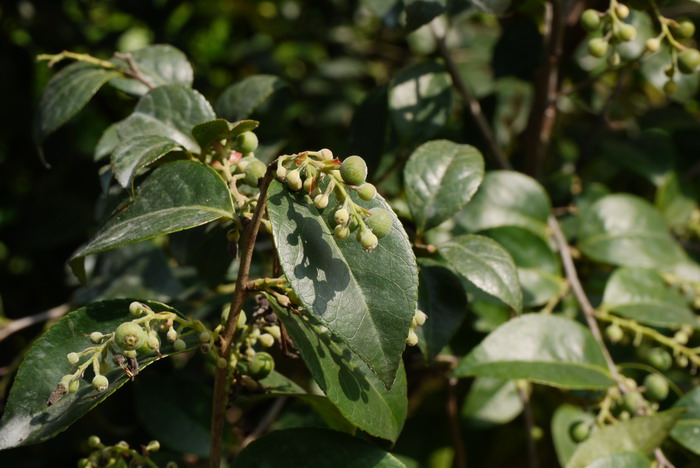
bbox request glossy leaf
[215,75,288,121]
[584,452,651,468]
[404,140,484,234]
[94,123,120,161]
[601,267,696,328]
[70,161,234,283]
[233,428,405,468]
[388,62,452,145]
[111,135,183,190]
[34,62,119,144]
[461,377,523,427]
[191,118,258,152]
[440,234,522,313]
[671,386,700,454]
[577,194,686,268]
[116,85,216,152]
[266,180,418,388]
[271,297,408,442]
[109,45,194,96]
[455,171,551,239]
[566,409,684,468]
[454,314,615,389]
[551,404,596,467]
[0,299,197,450]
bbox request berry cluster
[275,150,392,252]
[78,435,167,468]
[406,310,427,346]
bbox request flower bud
[199,331,211,343]
[67,352,80,365]
[414,310,428,327]
[334,225,349,240]
[357,183,376,201]
[314,194,329,209]
[334,208,350,226]
[90,331,104,344]
[173,339,186,352]
[318,148,334,161]
[167,327,178,342]
[406,329,418,346]
[360,231,379,251]
[92,375,109,392]
[286,169,302,191]
[146,440,161,452]
[259,333,275,348]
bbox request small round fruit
[129,301,144,315]
[615,4,629,19]
[259,333,275,348]
[173,339,187,352]
[89,331,104,344]
[357,183,376,201]
[406,329,418,346]
[645,38,660,53]
[286,169,302,191]
[643,374,669,402]
[581,9,600,31]
[318,148,333,161]
[314,194,329,209]
[663,81,678,95]
[67,352,80,365]
[678,48,700,74]
[674,19,696,39]
[616,23,637,42]
[360,230,379,251]
[167,327,178,342]
[414,310,427,327]
[303,176,314,193]
[588,38,609,58]
[340,156,368,186]
[199,331,211,343]
[244,159,267,186]
[114,322,147,351]
[276,165,287,181]
[146,440,160,452]
[674,330,689,344]
[247,351,275,379]
[569,421,591,443]
[235,132,259,154]
[334,225,349,239]
[605,324,624,343]
[92,375,109,392]
[88,435,101,448]
[622,391,645,414]
[365,208,393,239]
[334,208,350,226]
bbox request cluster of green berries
[275,149,393,252]
[226,309,280,389]
[406,310,427,346]
[581,4,637,65]
[605,321,695,368]
[77,436,168,468]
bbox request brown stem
[446,377,466,468]
[240,397,287,450]
[114,52,156,90]
[518,385,539,468]
[209,167,275,468]
[0,303,69,342]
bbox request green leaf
[271,298,408,442]
[111,135,183,190]
[388,62,452,145]
[404,0,446,31]
[566,409,684,468]
[671,386,700,455]
[109,45,194,96]
[454,314,615,389]
[601,267,697,328]
[461,377,523,427]
[584,452,651,468]
[0,299,198,450]
[440,234,522,313]
[167,223,233,289]
[551,404,596,467]
[655,172,698,231]
[483,227,564,308]
[215,75,288,121]
[34,62,119,144]
[266,180,418,389]
[470,0,512,15]
[191,118,259,153]
[404,140,484,234]
[455,171,552,239]
[94,123,120,161]
[415,259,468,357]
[116,84,216,153]
[70,161,234,283]
[577,194,686,268]
[233,428,405,468]
[349,84,389,176]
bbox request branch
[113,52,156,90]
[446,377,467,468]
[240,397,287,450]
[0,304,70,342]
[209,167,276,468]
[518,384,539,468]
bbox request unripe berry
[414,310,428,327]
[67,352,80,365]
[88,435,101,448]
[340,156,368,186]
[643,374,669,402]
[357,183,377,201]
[92,375,109,392]
[276,165,287,181]
[199,331,211,343]
[334,225,349,240]
[569,421,591,443]
[406,329,418,346]
[678,48,700,74]
[365,208,393,239]
[265,325,281,341]
[673,19,696,39]
[663,80,677,95]
[360,231,379,251]
[615,4,629,19]
[146,440,160,452]
[173,339,186,352]
[588,38,609,58]
[674,330,689,344]
[581,9,600,31]
[334,208,350,226]
[167,327,178,342]
[259,333,275,348]
[235,131,258,154]
[217,357,228,369]
[303,176,314,193]
[114,322,147,351]
[318,148,333,161]
[244,159,267,187]
[622,391,645,414]
[607,52,621,67]
[286,169,302,191]
[314,194,329,209]
[129,301,144,315]
[616,23,637,42]
[247,351,275,379]
[605,324,624,343]
[90,331,104,344]
[146,333,160,350]
[647,347,672,371]
[645,38,660,53]
[68,379,80,393]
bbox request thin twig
[654,448,676,468]
[113,52,156,90]
[446,377,466,468]
[518,384,539,468]
[0,304,70,342]
[209,167,276,468]
[240,397,287,449]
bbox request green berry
[607,52,621,67]
[68,379,80,393]
[217,357,228,369]
[643,374,669,402]
[678,48,700,74]
[663,80,677,95]
[647,348,672,370]
[605,324,624,343]
[173,339,187,352]
[259,333,275,348]
[247,351,275,379]
[588,38,609,58]
[674,330,690,344]
[615,4,629,19]
[92,375,109,392]
[334,225,349,240]
[129,301,144,315]
[199,331,211,343]
[146,333,160,350]
[235,131,259,154]
[88,435,101,448]
[357,183,377,201]
[360,230,379,251]
[622,391,645,414]
[334,208,350,226]
[569,421,591,443]
[276,165,287,181]
[581,9,601,31]
[673,19,696,39]
[645,38,660,53]
[146,440,160,452]
[77,458,89,468]
[167,327,178,342]
[314,194,329,209]
[340,156,368,186]
[114,322,147,351]
[244,159,267,186]
[286,169,302,191]
[365,208,393,239]
[89,331,104,344]
[240,375,258,390]
[318,148,334,161]
[67,352,80,365]
[124,350,137,359]
[616,23,637,42]
[265,325,281,341]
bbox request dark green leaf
[671,386,700,454]
[577,194,686,268]
[266,180,418,388]
[94,123,120,161]
[404,140,484,234]
[404,0,446,31]
[191,118,259,153]
[655,172,698,230]
[566,409,684,468]
[272,298,408,442]
[116,85,216,153]
[440,234,522,313]
[551,404,596,467]
[349,84,389,176]
[34,62,119,144]
[388,62,452,145]
[454,314,615,389]
[601,267,696,328]
[109,45,194,96]
[584,452,651,468]
[0,299,197,450]
[233,428,405,468]
[461,377,523,427]
[70,161,234,283]
[455,171,551,239]
[215,75,288,121]
[168,223,233,289]
[111,135,183,190]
